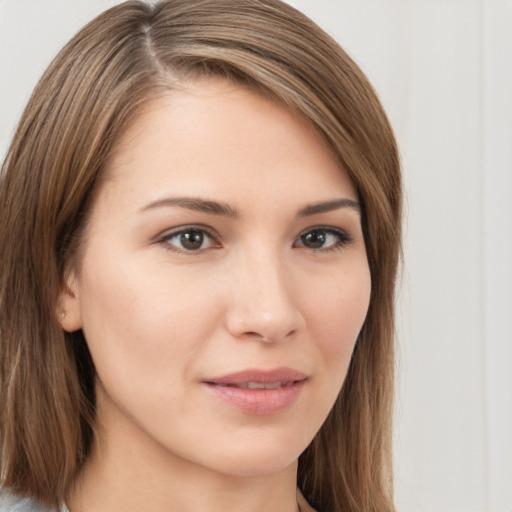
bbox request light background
[1,1,511,511]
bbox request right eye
[159,227,219,253]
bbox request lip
[203,367,308,415]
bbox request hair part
[0,1,401,510]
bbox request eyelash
[294,226,353,253]
[157,225,220,254]
[157,225,353,254]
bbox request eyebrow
[139,196,360,218]
[298,198,361,216]
[139,197,239,217]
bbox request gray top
[0,490,68,512]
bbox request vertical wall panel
[482,0,512,510]
[400,3,486,509]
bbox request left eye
[160,228,218,252]
[295,228,351,251]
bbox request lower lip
[204,380,306,415]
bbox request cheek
[288,261,371,439]
[77,251,220,393]
[306,263,371,369]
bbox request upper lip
[204,367,308,386]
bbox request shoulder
[0,489,65,512]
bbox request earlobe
[57,272,83,332]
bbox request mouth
[203,368,308,415]
[204,367,307,388]
[224,380,298,390]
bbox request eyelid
[154,224,353,254]
[294,225,353,252]
[156,224,221,253]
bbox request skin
[60,78,371,512]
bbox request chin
[185,429,310,478]
[207,450,300,479]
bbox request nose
[224,248,305,344]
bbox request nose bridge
[226,241,302,342]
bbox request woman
[0,1,401,511]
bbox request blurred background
[1,1,511,511]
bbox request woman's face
[61,79,371,478]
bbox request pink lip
[203,368,307,415]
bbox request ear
[57,270,83,332]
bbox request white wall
[1,1,511,511]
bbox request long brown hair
[0,1,401,510]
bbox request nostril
[244,332,270,343]
[242,330,297,344]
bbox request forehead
[101,78,356,207]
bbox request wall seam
[478,0,490,509]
